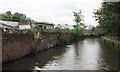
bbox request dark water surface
[2,38,118,70]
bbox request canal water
[2,38,118,70]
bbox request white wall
[19,25,31,29]
[46,26,54,29]
[0,24,3,28]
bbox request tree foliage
[0,11,35,22]
[94,2,120,36]
[93,25,104,36]
[73,10,85,35]
[73,10,84,30]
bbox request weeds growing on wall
[32,31,42,54]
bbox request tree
[0,11,35,22]
[93,25,104,36]
[73,10,85,35]
[0,11,12,21]
[94,2,120,36]
[73,10,84,31]
[5,11,12,21]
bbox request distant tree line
[94,2,120,37]
[0,11,35,22]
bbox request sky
[0,0,102,26]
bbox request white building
[18,22,30,29]
[18,22,35,29]
[35,22,54,29]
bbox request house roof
[35,22,54,26]
[18,22,31,25]
[0,22,13,27]
[0,20,18,27]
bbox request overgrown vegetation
[31,32,41,54]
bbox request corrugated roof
[0,20,18,27]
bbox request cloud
[0,0,102,26]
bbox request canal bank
[2,32,78,63]
[101,36,120,69]
[101,36,120,48]
[3,38,118,70]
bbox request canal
[2,38,118,70]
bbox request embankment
[2,32,76,63]
[101,36,120,69]
[101,36,120,48]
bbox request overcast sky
[0,0,102,26]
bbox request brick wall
[2,32,76,63]
[2,33,35,62]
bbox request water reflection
[3,46,66,70]
[74,38,101,70]
[3,38,118,70]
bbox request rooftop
[35,22,54,26]
[0,20,18,27]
